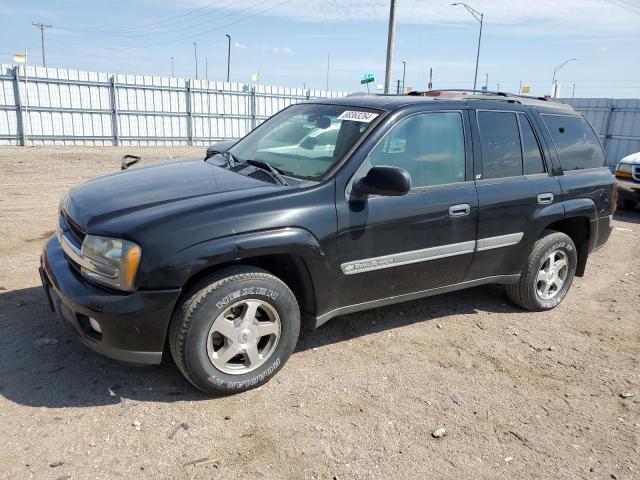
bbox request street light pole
[451,3,483,91]
[170,56,175,78]
[193,42,198,79]
[551,58,576,98]
[225,34,231,82]
[401,60,406,93]
[326,53,330,91]
[384,0,397,94]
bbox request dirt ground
[0,146,638,480]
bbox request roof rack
[407,89,573,110]
[408,89,547,101]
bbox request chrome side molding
[340,232,524,275]
[476,232,524,252]
[341,240,476,275]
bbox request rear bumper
[616,178,640,201]
[40,235,181,365]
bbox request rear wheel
[506,231,577,311]
[169,266,300,395]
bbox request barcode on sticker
[337,111,379,123]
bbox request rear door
[466,106,562,280]
[335,109,478,307]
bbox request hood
[618,152,640,165]
[62,159,277,232]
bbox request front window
[368,111,466,188]
[230,104,380,179]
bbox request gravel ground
[0,146,639,480]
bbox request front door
[336,110,478,307]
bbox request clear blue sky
[1,0,639,97]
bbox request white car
[614,152,640,210]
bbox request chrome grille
[59,211,85,248]
[633,164,640,182]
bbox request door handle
[537,193,554,205]
[449,204,471,217]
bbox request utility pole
[396,79,401,95]
[170,56,175,78]
[225,34,231,82]
[205,57,208,81]
[32,22,52,67]
[551,58,576,98]
[571,83,576,99]
[193,42,198,79]
[326,53,330,91]
[451,3,483,91]
[484,73,488,90]
[384,0,397,94]
[401,60,406,93]
[428,67,433,90]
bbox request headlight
[616,163,632,173]
[80,235,141,291]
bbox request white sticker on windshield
[337,111,379,123]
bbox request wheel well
[544,216,590,277]
[180,254,317,318]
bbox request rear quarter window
[541,114,606,171]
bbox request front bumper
[40,235,181,365]
[616,178,640,201]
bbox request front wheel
[506,231,577,311]
[169,266,300,395]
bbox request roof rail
[409,89,549,101]
[406,89,574,110]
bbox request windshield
[229,103,380,179]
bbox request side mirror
[121,155,141,171]
[352,166,411,197]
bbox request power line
[110,0,275,38]
[55,0,255,37]
[612,0,640,9]
[102,0,291,50]
[55,0,237,34]
[602,0,640,14]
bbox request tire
[169,266,300,395]
[506,231,577,311]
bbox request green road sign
[360,73,375,85]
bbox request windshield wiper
[244,159,289,186]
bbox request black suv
[40,91,615,394]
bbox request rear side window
[477,111,522,179]
[541,114,606,171]
[518,113,546,175]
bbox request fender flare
[161,227,335,308]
